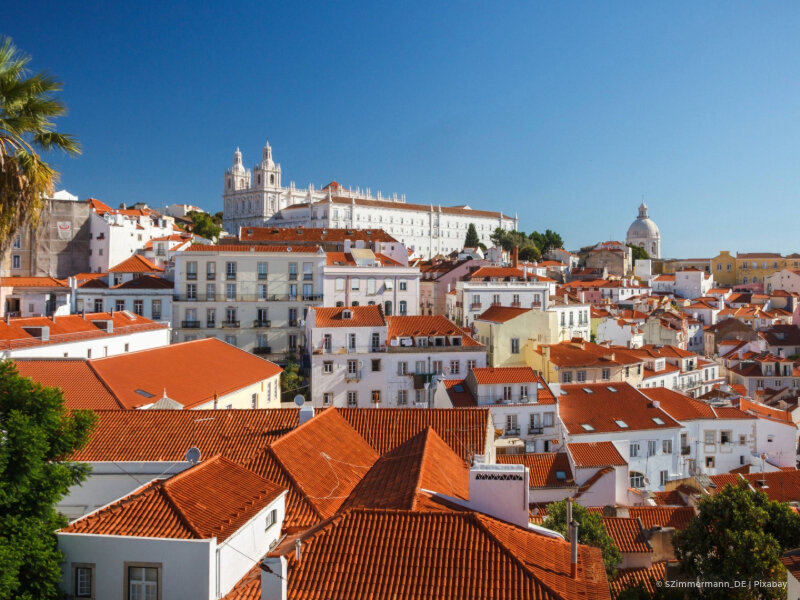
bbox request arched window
[352,301,359,307]
[630,471,645,488]
[270,174,274,184]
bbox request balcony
[289,273,298,281]
[511,301,522,308]
[258,273,268,280]
[186,272,197,280]
[528,426,543,435]
[173,293,324,302]
[253,346,272,355]
[289,319,298,327]
[206,321,216,328]
[344,370,363,381]
[470,303,482,311]
[206,272,216,280]
[221,320,240,328]
[504,428,520,437]
[253,320,272,328]
[681,446,691,455]
[181,320,201,328]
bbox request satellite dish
[294,394,305,407]
[185,446,201,465]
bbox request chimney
[570,520,580,579]
[260,556,287,600]
[467,464,529,527]
[512,246,519,268]
[299,405,315,425]
[344,239,352,253]
[295,539,302,562]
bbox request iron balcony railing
[221,320,240,328]
[173,293,323,302]
[181,320,201,328]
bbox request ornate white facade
[223,142,518,258]
[626,201,661,259]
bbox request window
[257,262,268,280]
[450,360,460,375]
[251,393,258,409]
[415,360,425,374]
[397,389,408,406]
[288,263,298,280]
[371,359,381,372]
[288,334,297,350]
[503,385,513,401]
[257,284,268,300]
[151,299,162,320]
[11,254,20,269]
[492,294,500,305]
[74,564,94,598]
[348,333,356,350]
[206,261,216,279]
[186,261,197,279]
[186,283,197,300]
[265,508,277,530]
[704,431,715,445]
[663,439,672,454]
[206,283,216,300]
[576,370,586,383]
[323,361,333,374]
[561,371,573,383]
[347,360,358,376]
[127,565,159,600]
[511,338,520,354]
[12,234,21,249]
[648,440,657,457]
[467,359,477,371]
[660,470,669,486]
[399,300,407,315]
[520,385,528,399]
[371,390,381,404]
[512,293,520,304]
[505,414,518,434]
[335,277,345,291]
[630,472,645,488]
[544,412,555,427]
[133,299,143,315]
[720,430,732,445]
[115,299,125,311]
[226,261,237,280]
[226,283,236,300]
[225,334,237,346]
[398,361,408,375]
[303,262,313,280]
[323,393,333,406]
[705,456,715,468]
[399,279,408,291]
[433,360,443,375]
[206,308,216,327]
[601,368,610,381]
[347,391,358,407]
[351,278,360,291]
[630,443,640,458]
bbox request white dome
[627,217,660,239]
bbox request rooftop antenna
[185,446,201,465]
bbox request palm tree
[0,37,80,250]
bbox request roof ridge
[84,360,126,409]
[260,445,325,521]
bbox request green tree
[672,481,795,599]
[544,500,622,576]
[627,243,650,262]
[280,351,305,402]
[518,245,541,262]
[464,222,480,248]
[187,210,222,240]
[0,360,97,599]
[0,37,80,250]
[530,229,564,256]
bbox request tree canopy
[543,500,622,575]
[627,243,650,262]
[464,222,480,248]
[187,210,222,240]
[0,37,80,250]
[490,227,563,260]
[0,360,97,599]
[672,481,800,599]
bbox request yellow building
[660,258,711,275]
[711,251,800,286]
[524,340,645,387]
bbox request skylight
[614,420,629,428]
[581,424,595,431]
[652,417,665,425]
[556,470,567,480]
[453,385,465,393]
[135,389,154,398]
[607,386,618,392]
[582,388,594,394]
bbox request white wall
[4,327,171,360]
[59,533,215,600]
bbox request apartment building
[305,306,486,408]
[173,245,325,361]
[527,339,646,386]
[712,251,800,286]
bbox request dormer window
[450,336,462,346]
[342,309,352,320]
[417,337,428,348]
[581,424,595,431]
[615,420,629,428]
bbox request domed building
[626,201,661,259]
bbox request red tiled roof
[312,305,386,328]
[651,489,689,506]
[0,276,66,287]
[472,366,539,384]
[559,383,681,434]
[61,456,284,541]
[467,266,526,280]
[253,509,611,600]
[183,244,322,253]
[73,409,300,463]
[609,562,669,597]
[342,427,469,510]
[602,517,651,553]
[537,341,643,368]
[781,549,800,579]
[627,506,695,530]
[111,275,174,290]
[14,360,122,410]
[285,195,513,220]
[108,254,164,273]
[497,452,575,488]
[443,379,477,407]
[336,407,491,462]
[474,305,532,323]
[568,442,627,467]
[387,315,482,346]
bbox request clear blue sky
[7,2,800,257]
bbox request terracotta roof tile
[311,305,386,328]
[568,442,627,467]
[336,407,491,462]
[472,366,539,384]
[609,562,669,596]
[184,244,322,253]
[497,452,575,488]
[238,226,398,244]
[443,379,477,407]
[627,506,695,530]
[474,305,532,323]
[0,276,66,287]
[602,517,651,553]
[559,383,681,434]
[61,456,284,541]
[387,315,482,347]
[111,275,173,290]
[108,254,164,273]
[14,360,122,410]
